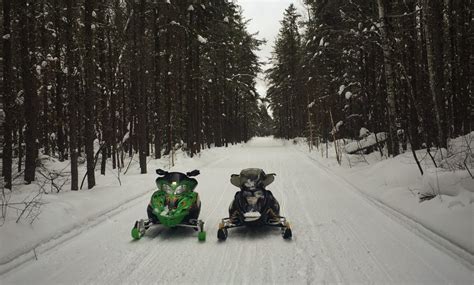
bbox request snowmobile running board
[217,216,292,241]
[132,219,206,241]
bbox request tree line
[267,1,472,156]
[1,0,265,190]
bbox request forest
[0,0,472,191]
[0,1,473,282]
[267,0,472,158]
[0,0,272,190]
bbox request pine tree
[267,4,302,139]
[268,0,471,153]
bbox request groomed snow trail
[2,138,472,284]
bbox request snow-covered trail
[2,138,472,284]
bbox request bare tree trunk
[0,101,3,191]
[39,0,50,156]
[377,0,399,156]
[422,0,446,148]
[443,0,453,139]
[19,0,39,183]
[97,0,109,176]
[164,5,173,156]
[137,0,147,174]
[307,90,313,152]
[107,28,117,169]
[17,121,24,172]
[84,0,96,188]
[194,6,202,154]
[2,0,13,189]
[185,7,195,157]
[459,0,472,134]
[66,0,78,190]
[153,6,162,159]
[53,0,65,161]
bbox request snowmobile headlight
[162,184,174,194]
[174,185,187,195]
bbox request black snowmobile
[217,168,292,241]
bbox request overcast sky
[237,0,306,97]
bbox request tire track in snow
[291,147,472,281]
[294,146,474,270]
[263,146,344,283]
[289,147,452,282]
[201,173,230,225]
[344,214,449,283]
[283,151,345,283]
[292,149,421,282]
[228,240,245,284]
[335,217,394,282]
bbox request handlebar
[186,170,200,177]
[155,169,200,177]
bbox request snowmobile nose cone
[243,211,261,222]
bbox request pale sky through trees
[237,0,305,98]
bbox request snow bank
[0,144,240,274]
[421,168,473,198]
[0,183,152,274]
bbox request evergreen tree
[268,0,471,153]
[266,4,302,139]
[1,0,263,189]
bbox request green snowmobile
[131,169,206,241]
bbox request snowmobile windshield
[156,172,198,194]
[230,168,275,189]
[239,169,267,191]
[164,172,189,183]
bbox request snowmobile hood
[230,168,275,189]
[149,190,199,227]
[155,173,198,193]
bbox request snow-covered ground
[297,133,474,258]
[1,137,473,284]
